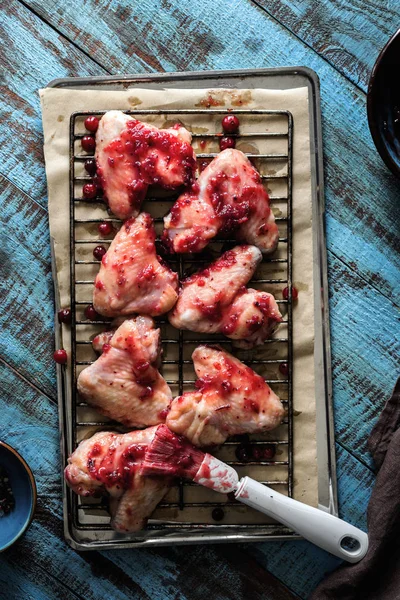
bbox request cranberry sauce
[86,439,147,490]
[102,119,196,209]
[194,351,267,407]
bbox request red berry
[235,444,251,462]
[199,161,209,172]
[282,286,298,300]
[82,183,97,199]
[58,308,71,324]
[279,362,289,376]
[53,349,67,364]
[81,135,95,152]
[211,507,224,521]
[219,136,236,151]
[84,158,97,176]
[262,445,276,460]
[98,221,113,236]
[84,305,99,320]
[222,114,240,133]
[93,245,107,260]
[251,446,263,460]
[84,116,99,132]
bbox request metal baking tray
[49,68,336,550]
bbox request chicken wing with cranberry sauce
[65,427,171,532]
[162,149,279,254]
[93,213,178,318]
[77,317,171,428]
[166,345,285,447]
[95,110,196,220]
[168,245,282,347]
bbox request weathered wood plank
[0,193,56,398]
[5,0,400,303]
[1,355,373,600]
[328,253,400,466]
[252,0,399,91]
[0,0,106,209]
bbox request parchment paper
[40,85,318,520]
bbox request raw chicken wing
[166,345,285,446]
[96,110,196,220]
[93,213,178,317]
[169,245,282,347]
[65,427,170,532]
[163,149,279,254]
[78,317,171,428]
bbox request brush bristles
[141,425,205,479]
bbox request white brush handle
[235,477,368,563]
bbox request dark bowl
[367,28,400,177]
[0,442,37,551]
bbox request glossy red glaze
[87,441,147,489]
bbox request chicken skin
[96,110,196,220]
[93,213,178,318]
[166,345,285,447]
[162,149,279,254]
[65,427,170,532]
[168,245,282,347]
[78,317,171,428]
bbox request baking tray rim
[48,66,336,550]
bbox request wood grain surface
[1,0,400,598]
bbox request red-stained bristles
[141,425,205,479]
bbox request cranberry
[82,183,97,199]
[211,507,224,521]
[98,221,113,236]
[84,304,99,321]
[219,136,236,151]
[262,445,276,460]
[199,161,209,172]
[279,362,289,376]
[81,135,96,152]
[53,349,67,364]
[222,114,240,133]
[93,245,107,260]
[58,308,72,325]
[84,116,99,132]
[251,446,263,460]
[139,386,153,399]
[84,158,97,176]
[282,286,299,301]
[235,444,251,462]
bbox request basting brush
[142,425,368,563]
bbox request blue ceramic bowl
[0,442,37,551]
[367,28,400,178]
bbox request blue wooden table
[1,1,400,598]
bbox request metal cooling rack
[68,108,294,540]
